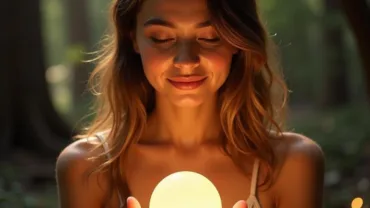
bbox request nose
[173,40,200,69]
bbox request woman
[56,0,325,207]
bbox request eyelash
[150,37,220,44]
[198,38,220,43]
[150,37,174,43]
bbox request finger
[127,196,141,208]
[233,200,247,208]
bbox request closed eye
[198,38,221,43]
[150,37,175,44]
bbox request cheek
[202,49,233,83]
[138,42,172,86]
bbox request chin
[170,94,205,107]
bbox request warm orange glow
[149,171,222,208]
[351,197,363,208]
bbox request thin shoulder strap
[95,133,125,208]
[246,159,261,208]
[96,133,112,158]
[250,159,260,196]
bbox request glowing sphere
[351,197,363,208]
[149,171,222,208]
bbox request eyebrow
[143,18,212,28]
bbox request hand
[233,200,248,208]
[127,197,248,208]
[127,197,141,208]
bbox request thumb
[127,196,141,208]
[233,200,247,208]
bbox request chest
[123,146,273,208]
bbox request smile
[167,76,208,90]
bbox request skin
[56,0,325,207]
[133,0,237,148]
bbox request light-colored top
[95,133,262,208]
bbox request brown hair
[76,0,288,205]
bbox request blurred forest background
[0,0,369,207]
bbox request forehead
[137,0,209,24]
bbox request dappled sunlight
[1,0,369,207]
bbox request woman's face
[133,0,237,107]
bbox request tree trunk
[321,0,350,107]
[0,1,15,159]
[340,0,370,103]
[0,0,73,161]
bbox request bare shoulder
[56,136,101,174]
[272,132,324,162]
[270,131,325,178]
[56,136,109,208]
[269,132,325,207]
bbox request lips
[168,76,207,83]
[167,76,208,90]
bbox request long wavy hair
[76,0,288,206]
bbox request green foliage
[294,105,369,169]
[259,0,366,105]
[0,164,57,208]
[34,0,369,207]
[290,104,370,207]
[66,44,88,64]
[41,0,68,67]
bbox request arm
[274,133,325,208]
[56,138,108,208]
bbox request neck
[144,95,223,148]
